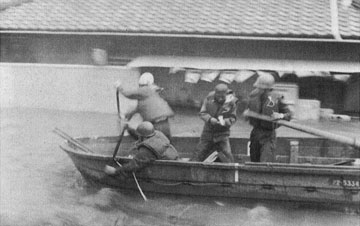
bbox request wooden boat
[59,133,360,207]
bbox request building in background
[0,0,359,116]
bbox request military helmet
[214,83,229,94]
[136,121,155,137]
[253,72,275,89]
[138,72,154,86]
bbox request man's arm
[223,99,238,126]
[121,146,157,172]
[199,98,214,123]
[118,86,146,100]
[278,99,292,121]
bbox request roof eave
[0,30,360,43]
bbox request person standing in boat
[105,121,178,176]
[246,72,292,162]
[116,72,174,141]
[192,83,238,163]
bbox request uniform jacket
[122,131,178,172]
[121,85,174,122]
[199,90,238,138]
[248,89,291,130]
[136,131,178,160]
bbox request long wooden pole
[112,123,128,160]
[244,110,360,149]
[113,89,148,201]
[53,128,93,153]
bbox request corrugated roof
[0,0,359,40]
[338,1,360,39]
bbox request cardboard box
[296,99,321,121]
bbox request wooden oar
[112,122,128,161]
[107,90,148,201]
[112,87,129,162]
[53,128,93,153]
[244,110,360,149]
[116,89,120,118]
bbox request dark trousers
[193,133,234,163]
[250,127,276,162]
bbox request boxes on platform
[326,114,351,122]
[295,99,321,121]
[320,108,351,122]
[320,108,334,118]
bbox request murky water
[1,108,359,226]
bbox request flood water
[1,108,359,226]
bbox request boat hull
[61,138,360,206]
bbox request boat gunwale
[76,135,359,143]
[60,143,360,176]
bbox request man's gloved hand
[218,115,225,126]
[209,117,219,125]
[104,165,129,177]
[223,118,232,127]
[104,165,118,175]
[114,80,122,90]
[271,112,284,120]
[104,165,130,180]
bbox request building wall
[344,75,360,114]
[0,33,359,113]
[0,63,138,113]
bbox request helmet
[253,72,275,89]
[136,121,155,137]
[215,83,229,94]
[138,72,154,86]
[214,84,228,104]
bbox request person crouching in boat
[104,121,179,176]
[116,72,174,141]
[192,84,238,163]
[246,72,292,162]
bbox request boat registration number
[331,179,360,187]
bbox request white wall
[0,63,139,113]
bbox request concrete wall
[344,76,360,114]
[1,34,359,114]
[1,63,355,115]
[0,63,139,113]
